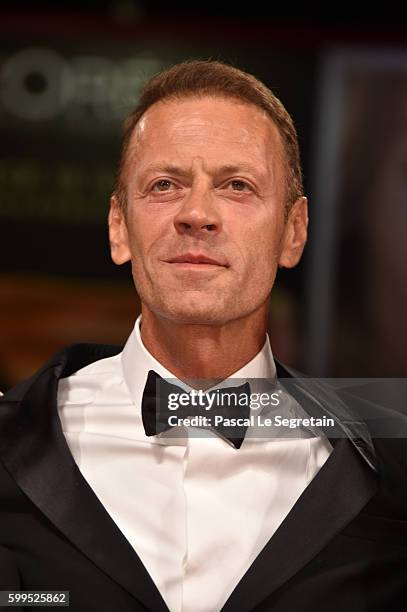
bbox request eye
[227,180,252,192]
[151,179,174,192]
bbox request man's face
[109,95,307,325]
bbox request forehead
[125,95,284,178]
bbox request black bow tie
[141,370,251,449]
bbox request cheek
[126,226,144,259]
[126,209,157,257]
[240,221,281,278]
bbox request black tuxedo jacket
[0,343,407,611]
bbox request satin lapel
[221,435,378,612]
[0,346,170,612]
[221,359,379,612]
[274,359,378,472]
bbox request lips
[165,253,228,266]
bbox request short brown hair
[113,59,304,219]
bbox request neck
[139,305,269,386]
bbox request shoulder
[274,364,407,508]
[0,343,124,405]
[57,351,124,407]
[336,381,407,513]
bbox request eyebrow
[138,163,264,181]
[215,164,262,176]
[139,164,190,180]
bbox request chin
[153,298,236,326]
[160,308,226,326]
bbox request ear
[108,195,131,265]
[278,196,308,268]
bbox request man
[0,60,406,612]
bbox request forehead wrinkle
[168,119,256,150]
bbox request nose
[173,183,222,236]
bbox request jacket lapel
[0,344,170,612]
[221,435,378,612]
[221,360,379,612]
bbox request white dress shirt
[57,315,333,612]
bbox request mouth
[163,253,229,269]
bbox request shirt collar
[121,314,277,404]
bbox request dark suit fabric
[0,344,406,611]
